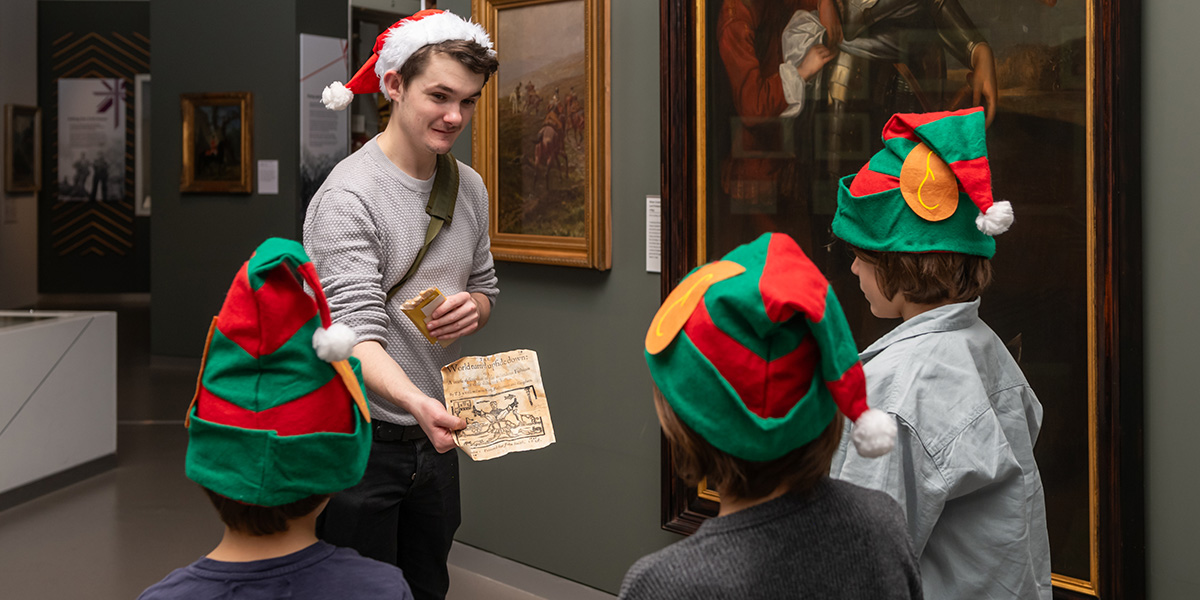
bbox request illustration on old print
[451,385,547,451]
[442,349,556,461]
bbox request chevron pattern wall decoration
[48,31,149,257]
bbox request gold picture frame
[180,92,253,194]
[472,0,611,269]
[4,104,41,194]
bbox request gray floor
[0,295,612,599]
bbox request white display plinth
[0,311,117,497]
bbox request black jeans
[318,426,461,600]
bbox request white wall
[1144,3,1200,599]
[0,0,38,308]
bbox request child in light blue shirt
[830,108,1051,600]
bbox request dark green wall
[297,0,348,40]
[150,0,348,356]
[442,0,681,593]
[1145,3,1200,597]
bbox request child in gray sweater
[622,233,922,600]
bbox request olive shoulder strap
[385,152,459,303]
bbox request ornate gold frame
[180,92,253,194]
[472,0,611,270]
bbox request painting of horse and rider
[494,0,587,238]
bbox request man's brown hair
[655,392,843,501]
[851,246,993,305]
[203,488,329,536]
[399,39,499,89]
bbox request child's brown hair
[203,488,329,536]
[851,246,993,305]
[655,392,843,501]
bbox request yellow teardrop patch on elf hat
[900,142,958,222]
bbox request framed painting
[472,0,611,269]
[180,92,253,194]
[4,104,41,193]
[659,0,1143,598]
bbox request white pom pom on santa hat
[313,322,357,362]
[322,82,355,111]
[851,408,898,458]
[976,200,1014,236]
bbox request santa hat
[184,238,371,507]
[322,9,494,111]
[645,233,896,461]
[833,107,1013,258]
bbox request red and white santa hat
[322,9,494,111]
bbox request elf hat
[832,107,1013,258]
[645,233,896,462]
[322,9,494,111]
[184,238,372,507]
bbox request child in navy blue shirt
[138,239,412,600]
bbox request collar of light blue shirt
[859,298,982,362]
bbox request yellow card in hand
[401,288,453,348]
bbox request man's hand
[411,394,467,453]
[968,43,999,127]
[352,340,466,453]
[427,292,489,341]
[798,45,837,82]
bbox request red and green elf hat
[321,9,494,111]
[645,233,896,462]
[832,107,1013,258]
[184,238,371,507]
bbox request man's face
[391,53,486,156]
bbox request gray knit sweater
[619,478,922,600]
[303,137,499,425]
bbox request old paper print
[441,349,555,461]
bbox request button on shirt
[830,299,1052,600]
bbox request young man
[830,108,1052,599]
[304,10,499,600]
[622,233,919,600]
[138,238,411,600]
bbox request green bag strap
[385,152,459,303]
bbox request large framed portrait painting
[660,0,1143,598]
